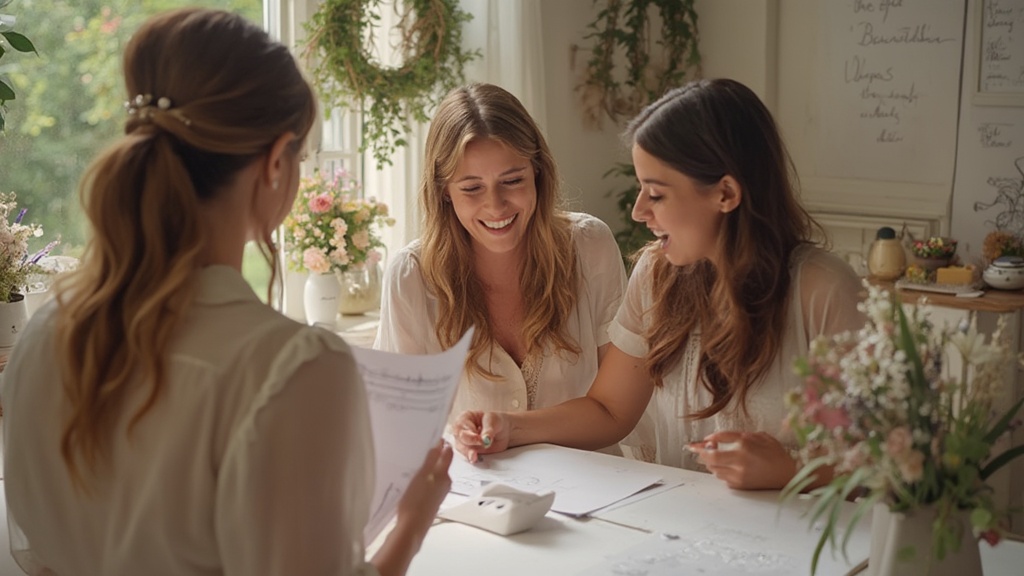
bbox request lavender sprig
[28,239,59,265]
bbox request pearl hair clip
[124,93,192,126]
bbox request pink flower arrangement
[282,169,394,275]
[783,282,1024,573]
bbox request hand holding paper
[351,328,475,543]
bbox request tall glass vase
[303,272,340,328]
[868,502,982,576]
[335,263,382,316]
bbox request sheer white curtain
[368,0,547,260]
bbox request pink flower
[302,247,330,274]
[981,529,1001,547]
[330,248,350,267]
[351,230,371,250]
[801,383,851,429]
[896,449,925,482]
[885,427,913,457]
[308,194,333,214]
[367,249,382,265]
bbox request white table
[0,440,1020,575]
[404,448,1024,576]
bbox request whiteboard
[974,0,1024,106]
[951,0,1024,262]
[815,0,965,184]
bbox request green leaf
[981,443,1024,480]
[0,78,14,101]
[895,304,926,386]
[983,396,1024,445]
[1,31,37,54]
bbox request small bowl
[983,256,1024,290]
[910,237,957,260]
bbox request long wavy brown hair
[419,83,579,378]
[54,8,316,487]
[626,79,823,419]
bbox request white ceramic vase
[868,502,982,576]
[0,294,29,350]
[303,272,340,328]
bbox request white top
[610,246,865,470]
[374,212,627,419]
[2,266,378,576]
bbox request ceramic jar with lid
[983,256,1024,290]
[867,226,906,281]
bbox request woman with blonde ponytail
[2,8,450,576]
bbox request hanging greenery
[304,0,479,167]
[577,0,701,128]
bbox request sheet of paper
[449,443,663,517]
[575,529,802,576]
[352,328,474,544]
[588,477,685,515]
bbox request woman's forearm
[506,395,638,451]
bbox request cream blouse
[611,246,865,469]
[374,212,627,420]
[2,266,378,576]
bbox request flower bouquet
[911,237,958,260]
[783,282,1024,574]
[0,191,57,302]
[282,168,394,275]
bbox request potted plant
[303,0,478,168]
[576,0,701,128]
[783,282,1024,575]
[0,192,56,350]
[282,168,394,323]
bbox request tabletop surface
[0,435,1020,575]
[401,447,1023,576]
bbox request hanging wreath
[305,0,479,167]
[576,0,702,128]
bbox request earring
[272,179,279,190]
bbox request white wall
[537,1,781,232]
[538,0,627,229]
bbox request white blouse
[2,266,379,576]
[611,246,865,470]
[375,212,627,419]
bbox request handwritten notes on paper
[448,443,672,517]
[817,0,964,184]
[979,0,1024,93]
[352,327,474,543]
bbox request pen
[685,440,739,452]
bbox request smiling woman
[375,83,628,441]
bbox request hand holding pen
[684,431,798,491]
[451,410,510,463]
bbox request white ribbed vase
[868,503,982,576]
[303,273,340,328]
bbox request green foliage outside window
[0,0,260,259]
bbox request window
[1,0,267,293]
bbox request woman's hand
[451,410,510,463]
[687,431,798,490]
[372,441,453,576]
[395,440,454,536]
